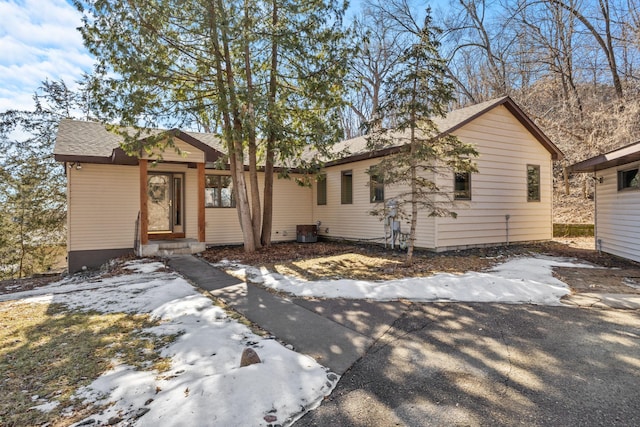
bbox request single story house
[54,96,563,273]
[570,141,640,262]
[311,96,563,251]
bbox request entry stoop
[140,239,206,257]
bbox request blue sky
[0,0,445,114]
[0,0,93,112]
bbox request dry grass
[204,241,512,281]
[1,237,634,427]
[207,237,640,297]
[274,253,402,281]
[203,237,640,285]
[553,191,594,224]
[0,302,175,427]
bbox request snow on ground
[4,255,594,426]
[7,261,337,427]
[219,256,594,306]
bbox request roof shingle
[54,96,562,165]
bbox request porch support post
[140,159,149,245]
[197,162,206,242]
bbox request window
[527,165,541,202]
[173,176,183,225]
[618,168,640,191]
[317,174,327,205]
[454,172,471,200]
[341,170,353,204]
[369,167,384,203]
[205,174,235,208]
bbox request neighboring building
[54,96,562,273]
[570,141,640,262]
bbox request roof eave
[143,129,225,163]
[569,141,640,173]
[501,98,564,161]
[325,97,564,167]
[444,96,564,161]
[54,154,117,164]
[323,146,402,167]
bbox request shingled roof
[54,96,562,167]
[54,119,225,164]
[320,96,563,166]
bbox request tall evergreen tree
[0,80,86,278]
[74,0,350,251]
[366,9,478,265]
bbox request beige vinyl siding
[312,158,436,248]
[434,105,553,249]
[593,165,640,262]
[67,163,140,251]
[142,137,205,163]
[68,163,201,251]
[205,172,312,244]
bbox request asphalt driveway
[296,302,640,426]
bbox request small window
[205,174,235,208]
[369,168,384,203]
[317,174,327,205]
[174,176,183,225]
[454,172,471,200]
[341,170,353,204]
[618,168,640,191]
[527,165,541,202]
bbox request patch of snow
[5,254,597,426]
[123,260,167,274]
[10,265,337,427]
[623,278,640,290]
[30,400,60,413]
[219,256,594,306]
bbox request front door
[147,173,184,235]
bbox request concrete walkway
[168,255,406,374]
[562,292,640,309]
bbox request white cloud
[0,0,94,111]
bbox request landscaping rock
[240,348,261,367]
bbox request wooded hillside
[344,0,640,223]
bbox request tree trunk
[261,0,278,247]
[214,0,256,251]
[244,0,262,249]
[208,2,244,233]
[261,145,275,247]
[406,74,419,266]
[549,0,624,100]
[407,140,418,266]
[18,207,26,278]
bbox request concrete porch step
[140,240,206,257]
[156,239,197,250]
[158,248,197,255]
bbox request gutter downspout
[594,172,600,253]
[505,214,510,246]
